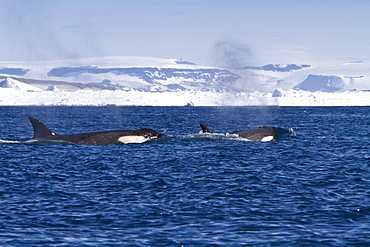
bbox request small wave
[289,128,297,137]
[178,133,251,142]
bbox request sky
[0,0,369,66]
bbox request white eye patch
[261,136,274,142]
[118,135,148,144]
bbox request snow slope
[0,56,370,106]
[0,57,240,92]
[231,61,370,92]
[0,77,42,92]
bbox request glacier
[294,75,345,92]
[0,56,369,106]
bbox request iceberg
[272,88,286,97]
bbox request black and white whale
[25,116,163,145]
[200,123,293,141]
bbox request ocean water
[0,106,369,246]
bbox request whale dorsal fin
[200,123,212,133]
[28,116,57,140]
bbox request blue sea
[1,106,369,246]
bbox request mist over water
[210,39,277,106]
[211,39,252,69]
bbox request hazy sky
[0,0,369,65]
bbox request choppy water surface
[0,106,369,246]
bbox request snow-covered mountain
[243,64,311,72]
[233,61,369,92]
[1,56,369,93]
[46,66,240,91]
[293,75,345,92]
[0,66,29,76]
[0,77,41,92]
[0,57,242,92]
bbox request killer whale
[200,123,293,141]
[25,116,163,145]
[200,123,212,134]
